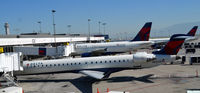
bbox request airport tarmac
[15,62,200,93]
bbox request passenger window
[67,63,69,65]
[62,64,64,66]
[109,61,111,63]
[58,64,60,66]
[91,62,93,64]
[46,65,48,67]
[50,64,52,66]
[123,60,125,62]
[71,63,73,65]
[79,63,81,65]
[54,64,56,66]
[100,61,102,63]
[119,60,121,62]
[114,60,116,62]
[96,61,98,64]
[105,61,107,63]
[85,62,87,64]
[74,63,77,65]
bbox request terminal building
[0,23,108,60]
[177,35,200,64]
[0,33,106,52]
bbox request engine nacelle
[133,52,156,63]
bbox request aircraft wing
[90,48,107,54]
[150,38,169,44]
[185,36,198,42]
[83,48,107,56]
[79,70,105,79]
[70,48,107,56]
[135,41,154,49]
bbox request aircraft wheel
[14,76,18,82]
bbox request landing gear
[1,73,19,86]
[181,61,185,64]
[14,76,18,82]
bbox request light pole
[98,21,101,34]
[102,23,106,35]
[88,19,91,43]
[52,10,56,46]
[124,32,127,40]
[67,25,71,34]
[37,21,41,33]
[52,9,58,55]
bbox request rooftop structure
[0,33,105,46]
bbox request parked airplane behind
[150,26,198,44]
[152,34,193,63]
[71,22,153,57]
[14,34,189,80]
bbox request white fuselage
[14,53,157,75]
[74,41,153,54]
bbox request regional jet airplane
[150,26,198,44]
[14,34,190,80]
[71,22,153,57]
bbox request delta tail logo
[153,34,187,55]
[131,22,152,41]
[187,26,198,36]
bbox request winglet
[187,26,198,36]
[131,22,152,41]
[153,34,189,55]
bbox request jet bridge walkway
[0,52,23,86]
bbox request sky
[0,0,200,39]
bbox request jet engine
[133,52,156,63]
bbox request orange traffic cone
[22,89,24,93]
[97,88,100,93]
[196,69,198,77]
[107,88,109,93]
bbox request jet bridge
[0,52,23,86]
[13,44,75,58]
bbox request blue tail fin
[153,34,189,55]
[187,26,198,36]
[131,22,152,41]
